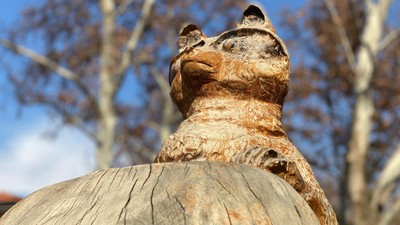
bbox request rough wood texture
[0,162,319,225]
[156,5,338,225]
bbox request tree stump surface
[0,161,319,225]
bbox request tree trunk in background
[346,0,393,224]
[98,0,118,169]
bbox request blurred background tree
[0,0,399,225]
[281,0,400,225]
[0,0,246,169]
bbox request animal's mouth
[181,60,215,78]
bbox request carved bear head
[169,5,290,118]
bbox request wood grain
[0,162,319,225]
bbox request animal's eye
[222,39,235,51]
[193,40,205,48]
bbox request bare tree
[0,0,246,169]
[281,0,400,224]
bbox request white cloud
[0,118,95,197]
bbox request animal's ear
[242,5,265,24]
[178,24,206,52]
[240,5,275,32]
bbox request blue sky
[0,1,303,197]
[0,0,95,197]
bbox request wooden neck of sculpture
[184,96,286,137]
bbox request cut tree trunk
[0,162,319,225]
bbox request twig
[0,38,98,109]
[371,144,400,208]
[150,68,170,97]
[128,140,157,163]
[378,29,399,51]
[323,0,357,74]
[116,0,133,15]
[0,39,78,81]
[24,97,99,142]
[149,67,175,141]
[114,0,155,96]
[364,0,372,9]
[379,197,400,225]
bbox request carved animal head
[169,5,290,118]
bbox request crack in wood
[76,195,100,224]
[140,164,153,191]
[240,172,271,220]
[174,197,187,225]
[223,203,233,225]
[150,165,165,225]
[118,178,138,224]
[108,168,120,190]
[204,168,239,203]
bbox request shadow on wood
[0,162,319,225]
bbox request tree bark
[0,162,320,225]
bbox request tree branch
[122,0,155,61]
[0,38,98,110]
[378,29,399,51]
[377,0,394,18]
[371,144,400,208]
[60,113,99,143]
[323,0,357,74]
[379,198,400,225]
[374,0,395,52]
[0,39,78,81]
[116,0,133,15]
[150,67,175,142]
[113,0,155,96]
[364,0,372,10]
[143,119,161,131]
[49,105,98,142]
[150,68,170,98]
[24,97,99,143]
[129,141,156,163]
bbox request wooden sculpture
[155,5,338,225]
